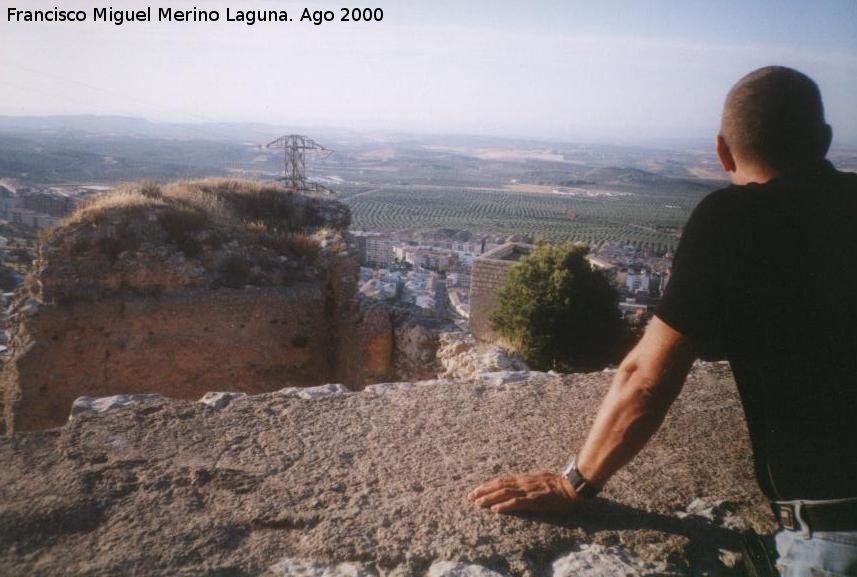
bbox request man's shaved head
[720,66,830,171]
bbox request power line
[264,135,334,194]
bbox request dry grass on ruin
[58,179,324,260]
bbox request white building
[402,270,438,310]
[365,236,395,267]
[626,269,651,293]
[358,267,402,300]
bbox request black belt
[773,498,857,533]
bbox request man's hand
[468,472,580,514]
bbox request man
[469,67,857,575]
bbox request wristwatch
[562,456,602,499]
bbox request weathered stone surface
[476,370,537,387]
[391,308,452,381]
[277,383,352,400]
[550,543,681,577]
[363,379,458,397]
[267,557,378,577]
[364,382,421,395]
[428,561,508,577]
[69,394,167,419]
[0,363,774,576]
[199,391,248,410]
[437,332,527,381]
[676,498,748,532]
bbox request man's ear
[819,124,832,158]
[716,135,737,173]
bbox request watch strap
[562,456,602,499]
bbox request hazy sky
[2,0,856,144]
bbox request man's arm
[468,316,696,514]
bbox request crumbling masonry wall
[3,286,335,433]
[0,178,417,433]
[469,243,533,342]
[2,243,404,433]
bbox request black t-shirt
[657,160,857,500]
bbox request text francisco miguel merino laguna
[6,6,385,26]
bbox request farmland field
[318,140,729,253]
[344,184,710,252]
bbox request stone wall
[334,301,455,387]
[3,286,335,433]
[469,243,533,342]
[2,246,449,433]
[1,181,415,433]
[0,363,774,576]
[334,302,395,387]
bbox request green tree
[490,242,625,371]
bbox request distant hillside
[0,133,249,183]
[560,166,717,195]
[0,115,158,136]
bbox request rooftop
[479,243,535,262]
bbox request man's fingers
[475,487,517,508]
[468,483,493,501]
[475,487,521,508]
[468,477,515,501]
[491,497,527,514]
[469,472,579,515]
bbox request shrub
[490,242,625,371]
[139,181,163,199]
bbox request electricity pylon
[264,135,333,194]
